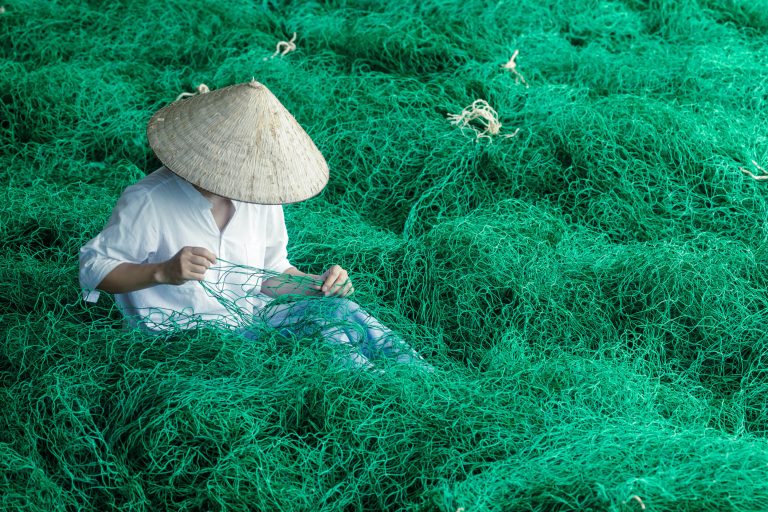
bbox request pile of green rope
[2,0,768,509]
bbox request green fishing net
[2,0,768,510]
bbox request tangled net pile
[2,0,768,510]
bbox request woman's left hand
[318,265,354,297]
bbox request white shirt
[79,166,293,331]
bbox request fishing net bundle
[2,0,768,510]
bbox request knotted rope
[447,99,520,141]
[174,83,210,102]
[264,32,297,60]
[740,159,768,181]
[502,49,528,88]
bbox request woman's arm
[97,262,167,294]
[97,246,217,294]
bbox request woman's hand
[318,265,354,297]
[157,246,217,285]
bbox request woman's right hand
[157,246,217,285]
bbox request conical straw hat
[146,80,329,204]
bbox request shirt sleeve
[79,186,158,302]
[263,205,292,274]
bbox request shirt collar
[167,167,240,211]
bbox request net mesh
[2,0,768,510]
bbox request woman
[79,80,431,372]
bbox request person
[79,80,431,372]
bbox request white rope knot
[740,159,768,181]
[624,495,646,510]
[174,83,210,102]
[447,99,520,142]
[502,49,529,88]
[263,32,297,61]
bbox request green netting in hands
[2,0,768,510]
